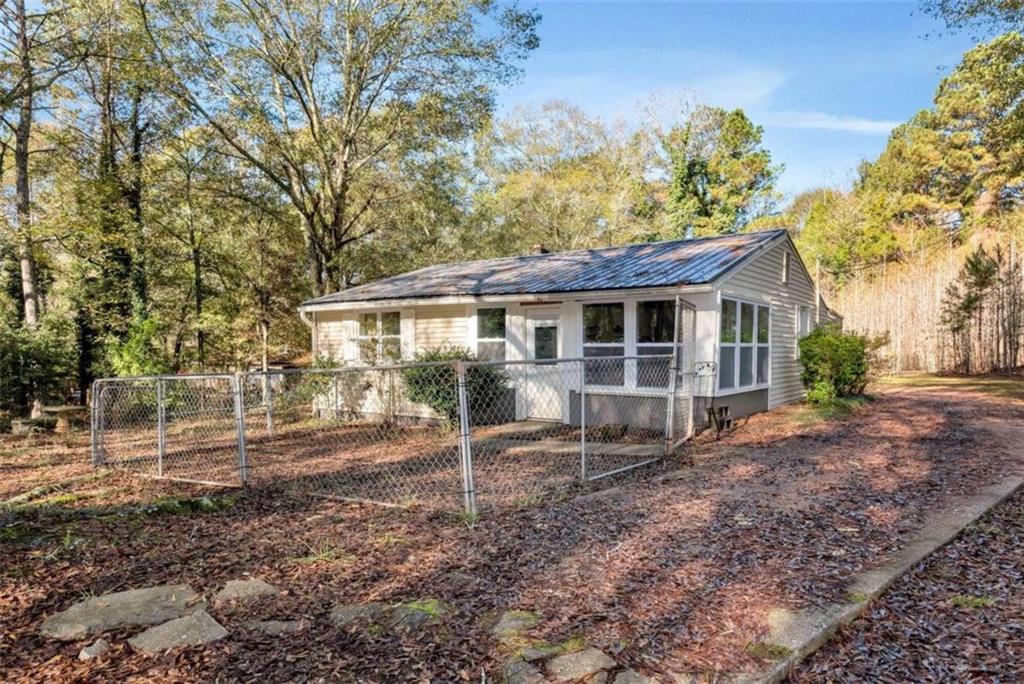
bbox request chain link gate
[92,374,247,487]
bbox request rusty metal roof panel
[302,230,785,306]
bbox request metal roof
[302,230,786,307]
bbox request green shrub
[798,324,870,398]
[805,380,837,405]
[401,346,510,428]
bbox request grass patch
[847,591,869,603]
[747,642,793,661]
[143,493,239,516]
[792,395,872,425]
[949,594,997,609]
[293,539,353,565]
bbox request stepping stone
[331,602,384,627]
[614,671,656,684]
[214,579,280,606]
[545,648,616,682]
[385,600,449,631]
[589,674,608,684]
[503,658,547,684]
[249,619,307,636]
[40,584,201,641]
[78,638,110,661]
[491,610,540,644]
[128,610,227,654]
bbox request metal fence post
[90,380,103,466]
[579,359,587,481]
[333,371,340,420]
[233,374,249,485]
[664,297,683,455]
[263,373,274,436]
[455,361,477,516]
[156,379,166,477]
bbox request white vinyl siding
[415,305,468,350]
[718,239,821,408]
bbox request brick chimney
[531,243,550,255]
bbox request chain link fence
[93,354,712,513]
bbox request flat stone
[589,673,608,684]
[385,600,449,631]
[503,658,547,684]
[78,638,110,661]
[128,610,227,654]
[614,671,656,684]
[40,584,201,641]
[546,648,616,682]
[249,619,307,636]
[491,610,541,643]
[520,643,563,662]
[330,602,383,627]
[214,579,280,605]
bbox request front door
[525,313,562,420]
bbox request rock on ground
[503,658,547,684]
[613,671,656,684]
[214,578,280,605]
[249,619,307,636]
[40,584,201,641]
[127,610,228,655]
[490,610,540,644]
[545,648,616,682]
[78,638,110,661]
[330,602,383,627]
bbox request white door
[525,313,563,420]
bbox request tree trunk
[15,0,38,330]
[126,93,148,311]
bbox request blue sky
[497,1,977,197]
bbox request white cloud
[758,110,900,135]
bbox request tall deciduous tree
[661,106,780,237]
[138,0,539,296]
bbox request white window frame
[718,297,770,394]
[357,311,401,362]
[794,304,812,359]
[581,301,628,388]
[635,299,676,389]
[475,306,508,361]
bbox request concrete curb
[735,474,1024,684]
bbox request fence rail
[92,356,714,514]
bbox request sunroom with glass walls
[718,298,770,393]
[580,299,677,390]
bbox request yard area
[2,374,1023,682]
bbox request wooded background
[2,0,1023,417]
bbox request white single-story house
[298,229,839,428]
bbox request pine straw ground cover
[1,376,1023,682]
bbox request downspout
[299,308,318,359]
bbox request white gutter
[297,283,715,313]
[298,308,318,356]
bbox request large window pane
[757,306,770,344]
[757,347,769,384]
[583,303,624,343]
[382,337,401,361]
[359,313,377,336]
[381,311,401,336]
[534,325,558,360]
[720,300,737,343]
[637,345,672,388]
[637,301,675,343]
[583,346,625,385]
[740,347,753,386]
[740,303,754,343]
[719,347,735,389]
[477,308,506,340]
[477,341,506,362]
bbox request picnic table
[41,405,88,434]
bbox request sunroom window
[636,300,675,388]
[582,303,624,386]
[719,298,769,391]
[476,307,506,361]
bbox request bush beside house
[798,324,874,404]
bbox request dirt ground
[2,375,1023,682]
